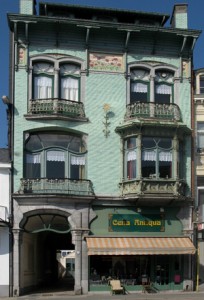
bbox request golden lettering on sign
[134,219,161,227]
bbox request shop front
[87,210,195,292]
[87,237,195,292]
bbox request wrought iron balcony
[119,178,186,199]
[125,102,182,122]
[19,178,94,196]
[28,98,86,118]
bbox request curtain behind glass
[61,77,79,101]
[34,76,52,99]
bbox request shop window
[25,132,87,180]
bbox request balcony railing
[119,178,186,198]
[125,102,182,122]
[28,98,86,118]
[19,178,94,196]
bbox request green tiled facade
[7,0,201,296]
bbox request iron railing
[28,98,86,118]
[125,102,182,121]
[19,178,94,196]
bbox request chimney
[170,4,188,29]
[19,0,36,15]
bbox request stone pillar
[12,229,22,296]
[81,231,89,294]
[73,230,82,295]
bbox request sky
[0,0,204,148]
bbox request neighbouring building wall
[0,159,11,297]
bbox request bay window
[25,132,87,180]
[124,136,173,180]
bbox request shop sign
[108,213,165,232]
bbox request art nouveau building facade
[7,0,201,295]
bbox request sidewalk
[2,290,204,300]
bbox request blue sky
[0,0,204,148]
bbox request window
[60,63,80,101]
[200,76,204,94]
[142,137,172,179]
[25,132,86,180]
[33,62,54,99]
[197,122,204,150]
[155,70,173,104]
[125,137,137,179]
[130,68,149,103]
[129,66,175,104]
[31,59,82,101]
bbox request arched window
[25,132,87,180]
[130,68,150,103]
[155,70,174,104]
[60,63,81,101]
[33,62,54,99]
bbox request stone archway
[13,208,75,296]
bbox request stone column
[73,230,82,295]
[81,231,89,294]
[12,229,22,296]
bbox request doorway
[20,212,75,294]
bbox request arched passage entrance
[19,210,75,295]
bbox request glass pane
[142,137,155,148]
[198,134,204,148]
[25,135,42,151]
[46,161,65,179]
[127,137,136,149]
[197,122,204,131]
[200,76,204,93]
[155,93,171,104]
[159,161,172,178]
[61,77,79,101]
[39,133,73,149]
[34,76,52,99]
[155,256,169,285]
[142,160,155,177]
[127,160,136,179]
[158,138,172,149]
[70,165,85,180]
[25,163,40,179]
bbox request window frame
[24,132,87,180]
[127,64,177,105]
[29,56,85,103]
